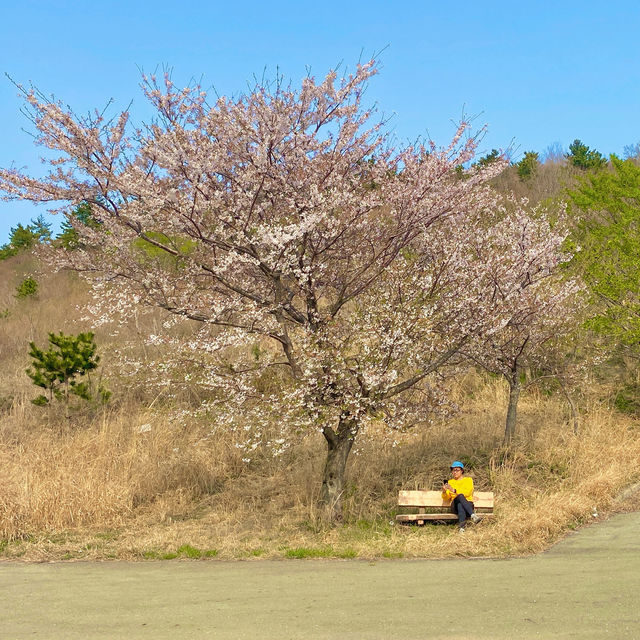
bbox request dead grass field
[1,257,639,561]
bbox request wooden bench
[396,490,495,525]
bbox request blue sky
[1,0,639,243]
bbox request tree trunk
[320,417,357,522]
[558,380,579,434]
[504,375,521,444]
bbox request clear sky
[1,0,639,243]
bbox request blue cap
[450,461,464,469]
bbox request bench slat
[396,513,495,522]
[398,490,494,508]
[397,513,458,521]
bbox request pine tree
[517,151,539,181]
[26,331,109,405]
[57,202,99,250]
[0,216,52,260]
[567,139,607,171]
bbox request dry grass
[1,374,638,562]
[1,256,640,561]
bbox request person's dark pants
[452,495,474,526]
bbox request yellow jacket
[442,476,474,502]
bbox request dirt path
[2,512,639,639]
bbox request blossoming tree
[0,61,573,518]
[459,203,582,442]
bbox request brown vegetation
[1,258,639,561]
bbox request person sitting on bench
[442,461,481,532]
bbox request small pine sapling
[15,276,38,299]
[26,331,110,406]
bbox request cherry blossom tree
[0,61,573,518]
[461,204,583,442]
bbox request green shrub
[26,331,110,405]
[613,383,640,415]
[15,276,38,299]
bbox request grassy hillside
[1,252,639,561]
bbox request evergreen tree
[566,139,607,171]
[475,149,501,168]
[0,216,52,260]
[517,151,540,181]
[15,276,39,299]
[30,215,52,242]
[26,331,109,405]
[57,202,99,249]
